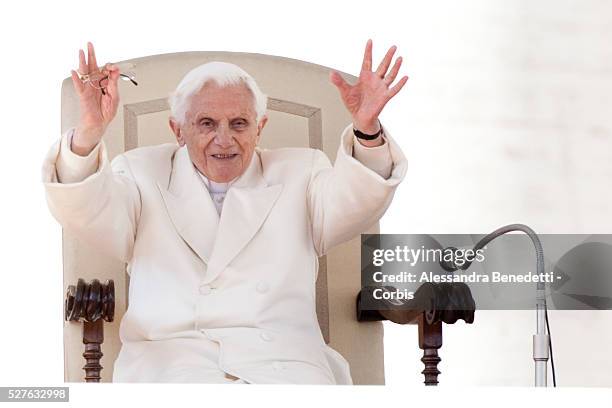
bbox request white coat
[42,124,408,384]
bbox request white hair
[168,61,268,125]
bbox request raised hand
[330,39,408,136]
[70,42,121,156]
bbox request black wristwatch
[353,122,383,140]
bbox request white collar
[195,168,236,194]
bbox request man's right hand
[70,42,121,156]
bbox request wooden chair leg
[356,283,474,386]
[65,278,115,382]
[418,314,442,386]
[82,319,104,382]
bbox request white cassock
[42,123,408,384]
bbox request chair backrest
[61,51,384,384]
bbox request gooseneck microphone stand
[448,224,550,387]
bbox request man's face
[170,81,267,183]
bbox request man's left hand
[330,39,409,136]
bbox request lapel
[157,146,282,283]
[157,147,220,264]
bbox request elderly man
[43,41,408,384]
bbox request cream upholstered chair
[60,51,384,384]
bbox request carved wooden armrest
[64,278,115,382]
[356,282,475,385]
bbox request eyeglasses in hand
[78,62,138,95]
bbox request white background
[1,0,611,406]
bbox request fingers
[78,49,87,75]
[375,45,397,78]
[102,62,119,76]
[87,42,99,72]
[361,39,373,72]
[70,70,85,94]
[329,70,351,93]
[105,68,120,103]
[77,43,100,79]
[384,56,403,86]
[387,75,409,99]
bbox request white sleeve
[351,132,393,179]
[307,123,408,256]
[55,128,102,183]
[42,130,141,263]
